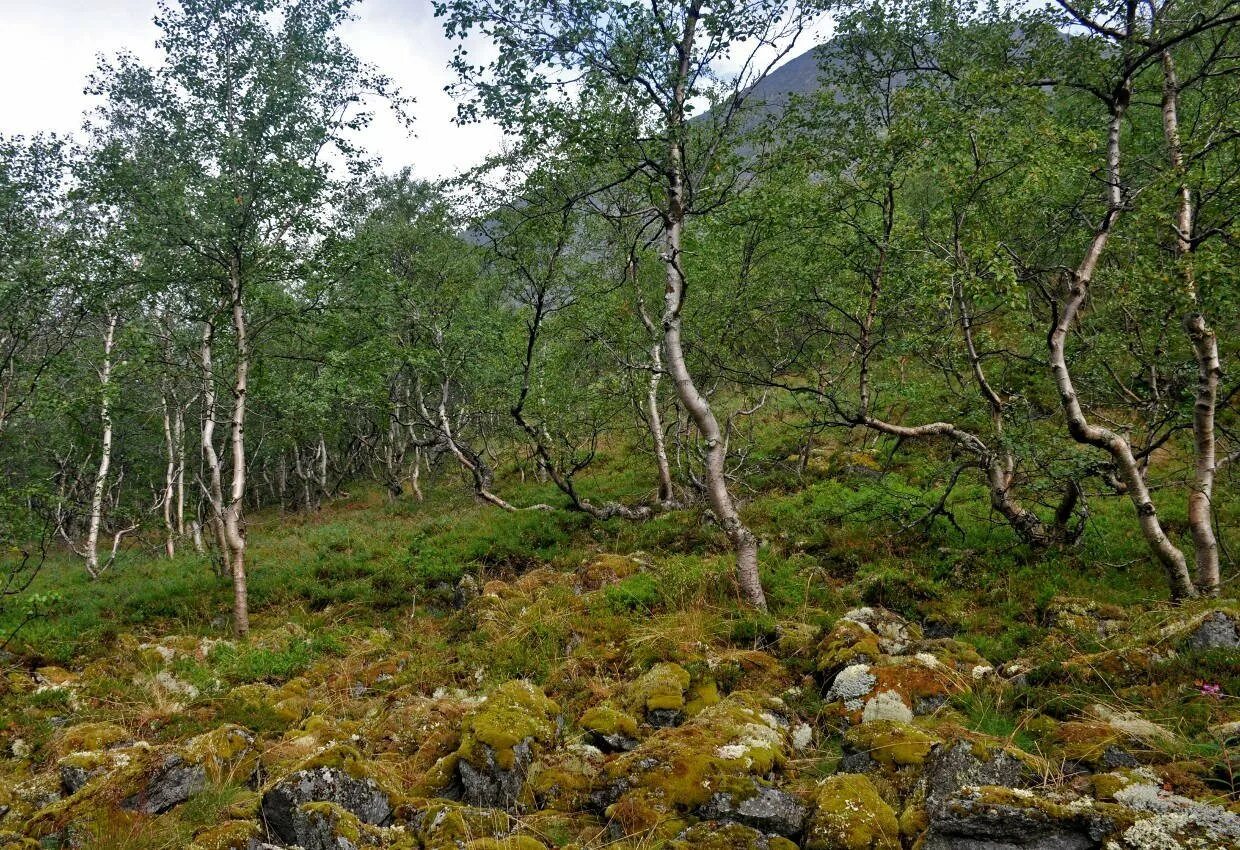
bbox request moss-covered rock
[427,680,560,809]
[188,819,260,850]
[592,692,797,835]
[625,662,691,724]
[410,799,513,848]
[52,721,130,757]
[804,773,900,850]
[668,821,799,849]
[182,724,258,784]
[579,705,640,752]
[842,721,939,770]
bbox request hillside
[1,430,1237,849]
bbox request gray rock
[261,766,392,846]
[922,789,1112,850]
[698,783,807,837]
[585,729,638,753]
[458,740,533,809]
[1188,612,1239,649]
[922,742,1031,811]
[121,753,207,814]
[646,708,683,728]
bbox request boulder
[1187,611,1239,649]
[590,691,797,835]
[668,821,799,849]
[921,786,1113,850]
[698,782,807,837]
[803,773,900,850]
[120,751,207,814]
[260,766,392,846]
[426,679,560,809]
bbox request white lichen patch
[860,690,913,724]
[827,663,877,703]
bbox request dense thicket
[1,0,1235,634]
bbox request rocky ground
[1,555,1237,849]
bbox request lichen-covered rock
[427,679,560,809]
[919,740,1033,810]
[591,692,795,835]
[697,782,807,837]
[921,786,1114,850]
[668,821,800,850]
[261,765,393,846]
[122,750,208,813]
[804,773,900,850]
[1186,611,1239,649]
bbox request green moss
[188,819,259,850]
[626,662,691,714]
[55,721,129,755]
[804,773,900,850]
[843,721,938,768]
[600,692,790,830]
[579,705,638,739]
[668,821,799,849]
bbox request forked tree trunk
[200,319,230,578]
[84,313,119,579]
[1048,84,1197,600]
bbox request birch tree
[88,0,402,635]
[436,0,830,609]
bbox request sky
[0,0,826,180]
[0,0,503,180]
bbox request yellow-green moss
[627,663,691,714]
[458,680,560,771]
[600,692,789,829]
[182,725,257,783]
[683,677,721,716]
[413,799,513,848]
[668,821,799,849]
[804,773,900,850]
[189,819,260,850]
[843,721,938,768]
[464,837,548,850]
[579,705,638,739]
[54,721,129,756]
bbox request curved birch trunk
[1048,86,1196,601]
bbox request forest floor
[1,432,1238,849]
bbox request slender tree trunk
[84,313,119,579]
[1161,50,1220,595]
[659,2,765,609]
[174,403,186,537]
[631,254,675,505]
[1048,85,1197,600]
[200,319,230,578]
[161,386,177,558]
[223,264,250,636]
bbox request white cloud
[0,0,504,179]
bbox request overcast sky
[1,1,825,180]
[0,0,503,179]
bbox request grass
[1,413,1233,672]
